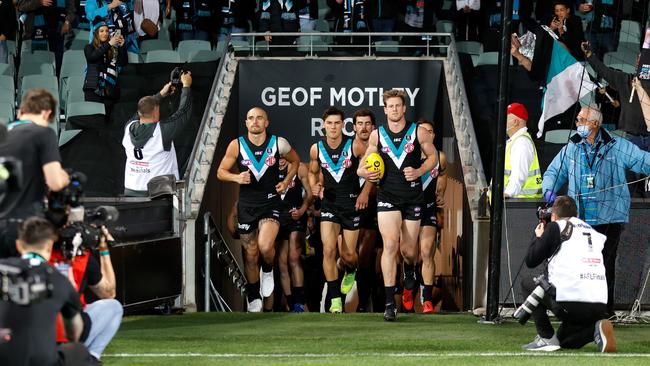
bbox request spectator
[400,0,442,54]
[172,0,219,42]
[17,0,76,74]
[578,0,619,60]
[0,0,17,64]
[542,105,650,316]
[218,0,256,42]
[122,72,192,196]
[259,0,300,47]
[580,41,650,193]
[367,0,398,38]
[86,0,139,54]
[297,0,318,32]
[83,17,127,115]
[455,0,481,41]
[134,0,169,41]
[549,0,585,60]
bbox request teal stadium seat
[544,129,573,144]
[0,76,15,107]
[188,50,220,62]
[0,102,14,125]
[145,50,181,63]
[178,40,212,62]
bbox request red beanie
[507,103,528,121]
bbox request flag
[528,26,596,138]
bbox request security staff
[522,196,615,352]
[122,72,192,196]
[503,102,542,199]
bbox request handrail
[202,211,246,312]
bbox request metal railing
[203,212,246,312]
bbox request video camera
[0,257,52,306]
[45,172,119,260]
[537,205,552,224]
[170,66,185,91]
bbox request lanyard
[22,252,47,263]
[7,120,33,131]
[582,140,602,171]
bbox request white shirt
[134,0,161,37]
[456,0,481,11]
[505,127,535,197]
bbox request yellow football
[365,152,385,180]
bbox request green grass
[104,312,650,365]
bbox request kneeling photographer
[122,69,193,196]
[0,217,91,366]
[517,196,615,352]
[46,177,123,365]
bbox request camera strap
[22,252,46,264]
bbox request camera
[0,257,52,306]
[170,66,184,90]
[537,205,552,224]
[513,275,555,325]
[44,171,119,260]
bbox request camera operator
[0,89,70,259]
[0,217,91,366]
[122,71,193,196]
[520,196,615,352]
[50,215,122,365]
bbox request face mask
[577,125,591,139]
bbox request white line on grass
[105,352,650,358]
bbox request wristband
[100,250,110,257]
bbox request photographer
[0,89,70,259]
[122,71,192,196]
[0,217,90,366]
[520,196,615,352]
[50,213,122,365]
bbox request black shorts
[278,208,308,240]
[376,190,422,221]
[320,199,361,231]
[359,198,378,230]
[237,201,281,235]
[421,203,439,228]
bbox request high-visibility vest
[504,132,543,198]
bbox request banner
[238,59,443,160]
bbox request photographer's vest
[548,217,608,304]
[177,0,212,32]
[31,0,67,50]
[490,131,543,201]
[122,121,179,192]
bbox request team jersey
[377,122,423,200]
[237,134,281,205]
[317,137,360,206]
[421,150,441,209]
[279,166,304,209]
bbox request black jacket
[83,43,127,97]
[0,0,17,39]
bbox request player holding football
[357,89,438,321]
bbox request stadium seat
[314,19,333,43]
[128,52,141,64]
[20,75,58,102]
[617,41,640,54]
[297,37,329,53]
[214,42,227,56]
[66,101,106,130]
[64,76,86,115]
[28,50,56,67]
[229,40,251,52]
[6,40,16,56]
[62,50,86,67]
[374,40,399,54]
[145,50,181,63]
[456,41,483,56]
[178,40,212,62]
[544,129,573,144]
[0,75,15,106]
[74,30,91,42]
[619,20,641,45]
[68,39,89,51]
[18,62,55,79]
[608,63,636,74]
[0,102,14,124]
[59,129,82,147]
[603,51,637,66]
[188,50,220,62]
[140,39,173,54]
[254,40,271,52]
[436,20,455,34]
[0,64,13,76]
[476,52,511,66]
